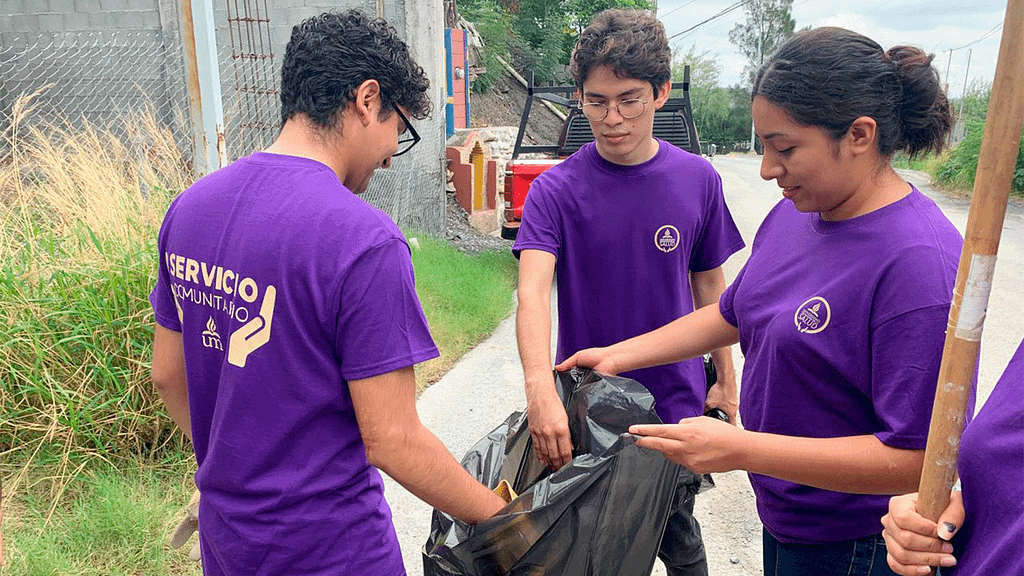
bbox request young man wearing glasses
[149,10,503,576]
[513,9,744,575]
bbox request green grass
[410,234,518,387]
[891,150,947,174]
[1,91,518,574]
[2,461,202,576]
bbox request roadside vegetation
[893,85,1024,196]
[0,93,517,574]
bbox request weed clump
[1,91,194,496]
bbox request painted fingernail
[942,522,958,536]
[942,543,954,554]
[939,555,957,567]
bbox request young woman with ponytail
[556,27,962,576]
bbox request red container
[508,159,561,219]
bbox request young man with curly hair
[149,10,504,576]
[513,9,745,575]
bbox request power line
[949,22,1003,51]
[659,0,700,21]
[667,0,751,41]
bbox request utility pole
[955,49,973,144]
[944,49,954,146]
[959,49,973,114]
[944,49,952,94]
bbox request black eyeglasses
[392,107,420,157]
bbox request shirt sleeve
[688,169,745,273]
[870,303,963,449]
[718,265,746,328]
[512,177,560,259]
[334,238,439,381]
[150,209,183,332]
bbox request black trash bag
[423,369,704,576]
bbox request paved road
[383,155,1023,575]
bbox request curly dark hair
[753,27,952,158]
[279,10,431,130]
[570,9,671,98]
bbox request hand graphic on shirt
[228,285,277,368]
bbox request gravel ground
[443,191,513,254]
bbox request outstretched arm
[630,417,925,494]
[351,366,506,524]
[556,302,739,375]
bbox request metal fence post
[179,0,227,174]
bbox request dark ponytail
[753,27,952,158]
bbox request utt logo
[794,296,831,334]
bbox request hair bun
[886,45,951,157]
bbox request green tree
[673,45,725,147]
[728,0,796,84]
[459,0,518,92]
[728,0,796,150]
[459,0,652,84]
[672,45,753,152]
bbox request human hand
[629,416,746,473]
[553,347,617,375]
[526,383,573,470]
[704,380,738,424]
[881,490,964,575]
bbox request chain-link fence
[1,1,445,235]
[0,30,191,150]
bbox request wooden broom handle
[917,0,1024,521]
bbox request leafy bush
[937,115,1019,195]
[935,84,1024,196]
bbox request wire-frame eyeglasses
[580,98,650,121]
[392,106,420,157]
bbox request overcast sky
[656,0,1007,100]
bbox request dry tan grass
[1,89,194,505]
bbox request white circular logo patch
[654,225,680,253]
[795,296,831,334]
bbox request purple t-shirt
[514,140,744,423]
[720,188,963,544]
[149,152,438,576]
[948,338,1023,575]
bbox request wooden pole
[917,0,1024,522]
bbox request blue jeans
[763,529,897,576]
[656,490,708,576]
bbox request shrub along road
[383,155,1022,575]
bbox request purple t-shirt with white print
[514,140,744,423]
[150,152,438,576]
[948,338,1023,575]
[719,188,963,544]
